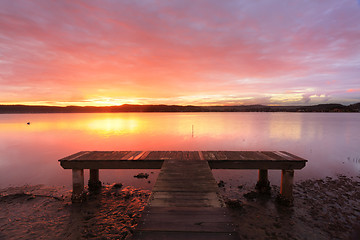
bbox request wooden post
[88,169,101,192]
[278,169,294,205]
[256,169,271,193]
[72,169,84,202]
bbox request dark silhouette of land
[0,103,359,113]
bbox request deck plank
[132,231,239,240]
[198,151,205,160]
[58,151,91,161]
[133,159,239,239]
[136,220,235,232]
[59,150,307,170]
[133,151,145,160]
[261,151,289,160]
[151,160,219,195]
[139,151,151,160]
[59,151,307,161]
[121,151,137,160]
[279,151,306,160]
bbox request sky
[0,0,360,106]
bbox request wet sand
[222,175,360,240]
[0,185,150,239]
[1,175,359,239]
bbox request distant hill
[0,103,359,113]
[349,102,360,112]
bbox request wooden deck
[59,151,306,203]
[132,160,239,239]
[59,150,306,169]
[59,151,307,239]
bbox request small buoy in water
[27,122,30,125]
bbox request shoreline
[222,175,360,239]
[1,103,359,113]
[1,175,359,239]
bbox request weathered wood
[278,169,295,205]
[198,151,205,160]
[256,169,271,193]
[258,169,268,183]
[88,169,101,191]
[132,231,239,240]
[58,151,90,161]
[79,151,130,160]
[139,151,151,160]
[141,206,229,215]
[58,151,308,237]
[150,192,220,202]
[121,151,137,160]
[149,160,222,207]
[279,151,306,160]
[148,192,222,207]
[134,160,239,239]
[60,160,164,169]
[136,219,236,232]
[148,200,221,208]
[132,151,145,160]
[208,160,306,169]
[71,169,84,202]
[59,151,307,170]
[59,151,307,207]
[59,151,307,161]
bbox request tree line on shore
[0,103,359,113]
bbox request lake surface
[0,112,359,190]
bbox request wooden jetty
[133,159,239,239]
[59,151,307,239]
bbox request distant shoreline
[0,103,359,113]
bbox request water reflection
[0,112,359,189]
[87,117,140,136]
[269,114,302,140]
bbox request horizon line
[0,102,359,108]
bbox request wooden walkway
[59,151,306,203]
[59,151,306,170]
[132,160,239,239]
[59,151,307,239]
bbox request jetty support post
[72,169,85,202]
[256,169,271,193]
[278,169,294,205]
[88,169,102,192]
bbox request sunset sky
[0,0,360,106]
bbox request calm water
[0,112,359,189]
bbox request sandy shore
[221,175,360,240]
[1,175,359,239]
[0,184,150,239]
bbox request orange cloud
[347,88,360,93]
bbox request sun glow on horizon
[85,98,140,107]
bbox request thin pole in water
[192,124,194,138]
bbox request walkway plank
[133,160,239,239]
[132,231,239,240]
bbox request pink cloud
[347,88,360,93]
[0,0,360,105]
